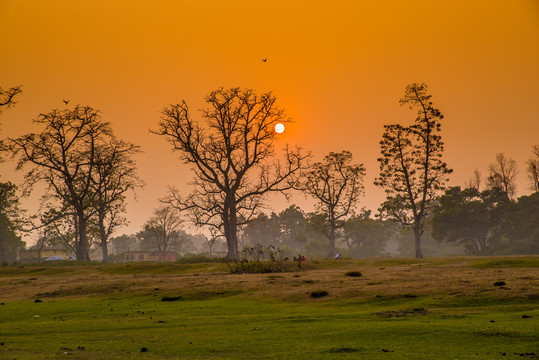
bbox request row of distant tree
[110,185,539,259]
[0,84,538,263]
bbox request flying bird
[63,99,69,104]
[262,58,267,62]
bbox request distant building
[18,248,69,264]
[116,251,177,263]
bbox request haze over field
[1,0,538,242]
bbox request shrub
[161,295,183,302]
[225,244,294,274]
[493,281,506,286]
[310,290,329,298]
[345,271,362,277]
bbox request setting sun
[275,123,285,134]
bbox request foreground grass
[0,256,538,359]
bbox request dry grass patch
[0,257,538,303]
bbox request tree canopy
[0,85,23,115]
[154,87,309,259]
[302,151,366,257]
[375,83,452,258]
[9,105,142,261]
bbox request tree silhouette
[10,106,112,260]
[375,83,452,258]
[0,182,25,263]
[90,139,144,262]
[141,205,183,261]
[302,151,365,257]
[432,186,508,254]
[153,88,309,259]
[466,168,482,191]
[526,145,539,192]
[0,85,22,115]
[486,153,518,200]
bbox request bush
[161,295,183,302]
[345,271,362,277]
[310,290,329,298]
[225,244,294,274]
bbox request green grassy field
[1,257,537,359]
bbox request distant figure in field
[296,254,305,269]
[335,253,340,259]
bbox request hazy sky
[1,0,538,242]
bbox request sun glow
[275,123,285,133]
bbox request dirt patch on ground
[373,307,429,318]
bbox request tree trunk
[223,194,239,260]
[100,240,108,262]
[99,214,109,263]
[76,213,91,261]
[328,218,336,257]
[413,223,423,258]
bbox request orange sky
[1,0,538,242]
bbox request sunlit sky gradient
[1,1,538,242]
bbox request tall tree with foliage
[302,151,366,257]
[242,205,310,252]
[342,211,391,258]
[9,106,112,260]
[154,88,309,259]
[277,205,309,249]
[432,186,509,254]
[501,192,539,254]
[375,83,452,258]
[486,152,518,200]
[242,212,281,247]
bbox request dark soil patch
[311,290,329,298]
[328,347,361,353]
[373,308,429,318]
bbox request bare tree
[0,85,23,115]
[302,151,366,257]
[527,145,539,192]
[486,153,518,199]
[39,208,77,257]
[90,138,144,262]
[9,106,112,260]
[143,205,183,261]
[375,83,452,258]
[205,227,222,256]
[153,88,309,259]
[466,168,482,191]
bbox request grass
[0,256,538,359]
[471,257,539,269]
